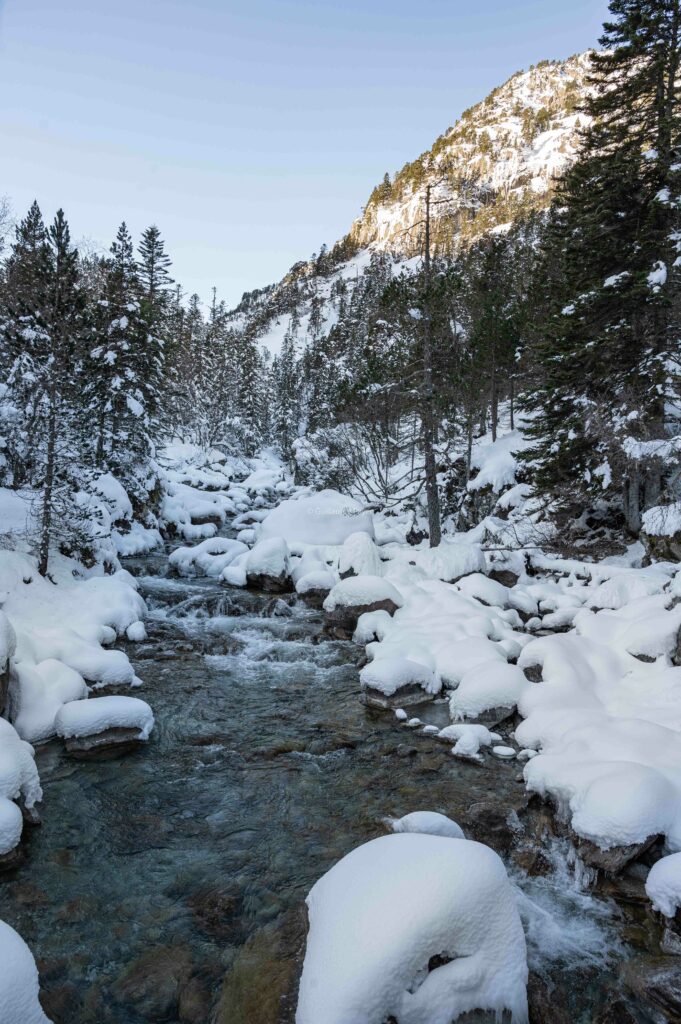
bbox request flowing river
[0,537,650,1023]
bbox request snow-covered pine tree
[1,204,88,573]
[523,0,680,531]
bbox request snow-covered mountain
[228,52,593,355]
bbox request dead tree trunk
[422,183,442,548]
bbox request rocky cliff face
[228,52,593,354]
[349,52,592,256]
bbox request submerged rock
[62,725,150,759]
[621,956,681,1020]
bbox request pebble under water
[0,545,648,1023]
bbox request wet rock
[190,512,223,528]
[188,885,243,941]
[40,981,83,1021]
[325,598,400,641]
[213,906,307,1024]
[661,927,681,956]
[523,664,543,683]
[0,843,23,873]
[247,571,292,594]
[527,974,572,1024]
[111,943,194,1020]
[593,995,640,1024]
[63,726,149,759]
[621,956,681,1020]
[575,833,660,875]
[488,569,520,589]
[463,800,525,856]
[178,972,215,1023]
[361,682,435,710]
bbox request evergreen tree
[523,0,681,531]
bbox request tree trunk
[623,470,642,536]
[422,184,442,548]
[509,378,515,431]
[38,395,57,576]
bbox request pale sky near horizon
[0,0,610,309]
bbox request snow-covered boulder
[0,718,42,860]
[413,539,486,584]
[295,569,337,609]
[438,723,502,764]
[169,537,247,578]
[324,575,403,639]
[296,833,528,1024]
[259,490,374,546]
[245,537,291,592]
[449,661,529,721]
[339,532,383,579]
[0,920,51,1023]
[55,695,154,758]
[646,853,681,919]
[360,655,439,709]
[13,659,89,744]
[387,811,465,840]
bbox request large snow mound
[169,537,247,578]
[259,490,374,546]
[296,833,528,1024]
[54,695,154,740]
[0,920,51,1023]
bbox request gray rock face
[361,683,434,710]
[575,833,660,875]
[63,726,148,759]
[246,571,292,594]
[325,598,400,640]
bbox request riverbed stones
[111,943,194,1021]
[213,906,307,1024]
[621,956,681,1020]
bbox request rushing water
[0,545,637,1023]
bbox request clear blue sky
[0,0,609,308]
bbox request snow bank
[296,834,528,1024]
[0,920,51,1024]
[516,626,681,851]
[0,718,42,855]
[0,551,147,742]
[55,695,154,740]
[169,536,247,577]
[260,490,374,546]
[412,539,486,584]
[645,853,681,918]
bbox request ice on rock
[388,811,465,839]
[0,718,42,855]
[169,537,247,578]
[339,531,383,578]
[0,920,51,1023]
[55,695,154,741]
[259,489,374,546]
[645,852,681,918]
[296,834,528,1024]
